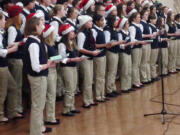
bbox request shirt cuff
[0,49,8,58]
[120,44,125,49]
[62,58,69,64]
[39,65,43,72]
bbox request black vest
[60,44,78,67]
[104,26,119,53]
[51,17,63,29]
[22,10,30,18]
[80,29,96,59]
[119,30,131,55]
[93,26,106,57]
[23,37,48,76]
[149,24,159,49]
[130,24,143,49]
[175,22,180,39]
[37,5,50,24]
[167,23,176,34]
[140,21,150,40]
[6,25,24,59]
[46,44,56,58]
[159,30,168,48]
[0,32,8,67]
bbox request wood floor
[0,72,180,135]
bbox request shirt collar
[29,35,41,43]
[40,4,48,12]
[23,8,30,14]
[141,20,147,23]
[53,16,63,24]
[94,24,103,31]
[122,29,129,35]
[132,22,140,27]
[35,1,39,5]
[0,28,4,35]
[66,18,76,25]
[149,23,156,28]
[175,21,180,25]
[50,4,55,8]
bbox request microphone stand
[144,34,180,124]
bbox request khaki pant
[168,40,177,72]
[176,39,180,69]
[0,67,17,120]
[132,48,142,84]
[106,51,119,94]
[120,53,132,90]
[8,59,23,113]
[150,49,159,78]
[28,75,47,135]
[46,68,57,122]
[61,66,77,113]
[159,48,168,75]
[140,44,151,82]
[80,59,93,106]
[56,64,65,97]
[94,56,106,100]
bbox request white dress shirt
[50,16,63,41]
[91,25,104,41]
[20,8,30,34]
[77,32,86,50]
[7,26,17,46]
[58,43,70,64]
[0,31,7,58]
[129,22,142,42]
[28,35,45,73]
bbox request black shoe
[45,119,60,125]
[106,92,117,98]
[112,91,121,96]
[96,99,106,103]
[140,84,144,88]
[82,104,91,109]
[91,102,98,106]
[132,84,141,89]
[177,68,180,71]
[62,112,74,117]
[56,96,63,102]
[71,110,81,114]
[121,90,130,93]
[152,77,160,82]
[42,127,52,133]
[104,97,110,101]
[142,81,149,85]
[128,88,136,92]
[12,114,25,120]
[160,74,168,77]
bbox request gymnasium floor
[0,72,180,135]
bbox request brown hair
[24,17,41,36]
[5,14,21,30]
[44,32,54,46]
[129,12,140,24]
[50,4,64,18]
[0,12,4,20]
[67,7,77,18]
[166,11,174,27]
[61,34,78,51]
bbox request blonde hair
[44,32,55,46]
[5,14,22,30]
[50,4,64,18]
